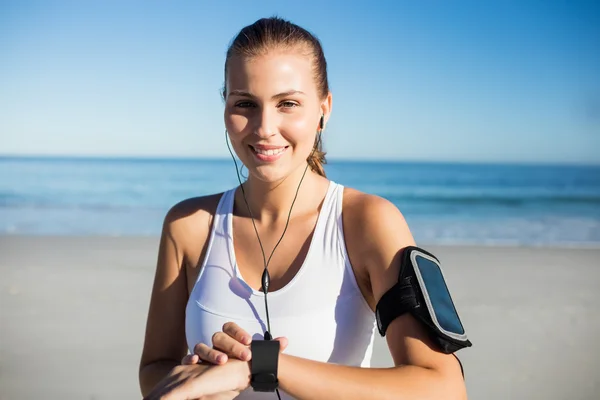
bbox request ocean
[1,156,599,247]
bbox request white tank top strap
[193,187,236,280]
[332,181,375,315]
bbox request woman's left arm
[275,194,467,400]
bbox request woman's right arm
[138,198,216,397]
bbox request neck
[236,165,325,224]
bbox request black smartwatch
[250,339,280,392]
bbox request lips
[250,145,286,155]
[249,144,289,162]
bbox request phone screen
[415,254,465,336]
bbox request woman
[139,16,468,400]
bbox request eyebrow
[228,90,305,100]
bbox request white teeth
[253,147,285,156]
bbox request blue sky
[1,0,599,164]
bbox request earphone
[224,115,324,399]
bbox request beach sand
[1,235,599,399]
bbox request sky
[1,0,599,164]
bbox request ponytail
[307,135,326,177]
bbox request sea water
[1,156,599,247]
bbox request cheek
[285,113,310,130]
[282,113,315,145]
[224,113,249,139]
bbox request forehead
[226,50,317,96]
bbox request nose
[253,108,277,138]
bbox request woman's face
[224,49,331,183]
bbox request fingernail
[242,336,251,344]
[217,354,226,363]
[241,350,250,360]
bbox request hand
[182,322,288,366]
[143,360,250,400]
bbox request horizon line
[1,153,598,168]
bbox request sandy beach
[1,235,599,400]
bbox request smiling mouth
[249,145,289,156]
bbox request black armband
[375,246,472,354]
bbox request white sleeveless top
[185,181,377,399]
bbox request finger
[212,331,251,361]
[181,354,199,365]
[181,354,192,364]
[222,322,252,345]
[274,336,289,351]
[193,342,228,365]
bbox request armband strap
[375,275,418,335]
[250,339,279,392]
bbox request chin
[248,164,290,183]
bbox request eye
[279,101,299,109]
[235,101,256,108]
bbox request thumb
[273,336,288,352]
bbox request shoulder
[162,191,226,267]
[164,192,224,237]
[341,187,416,303]
[342,186,415,254]
[164,192,223,228]
[342,187,408,227]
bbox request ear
[319,92,333,129]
